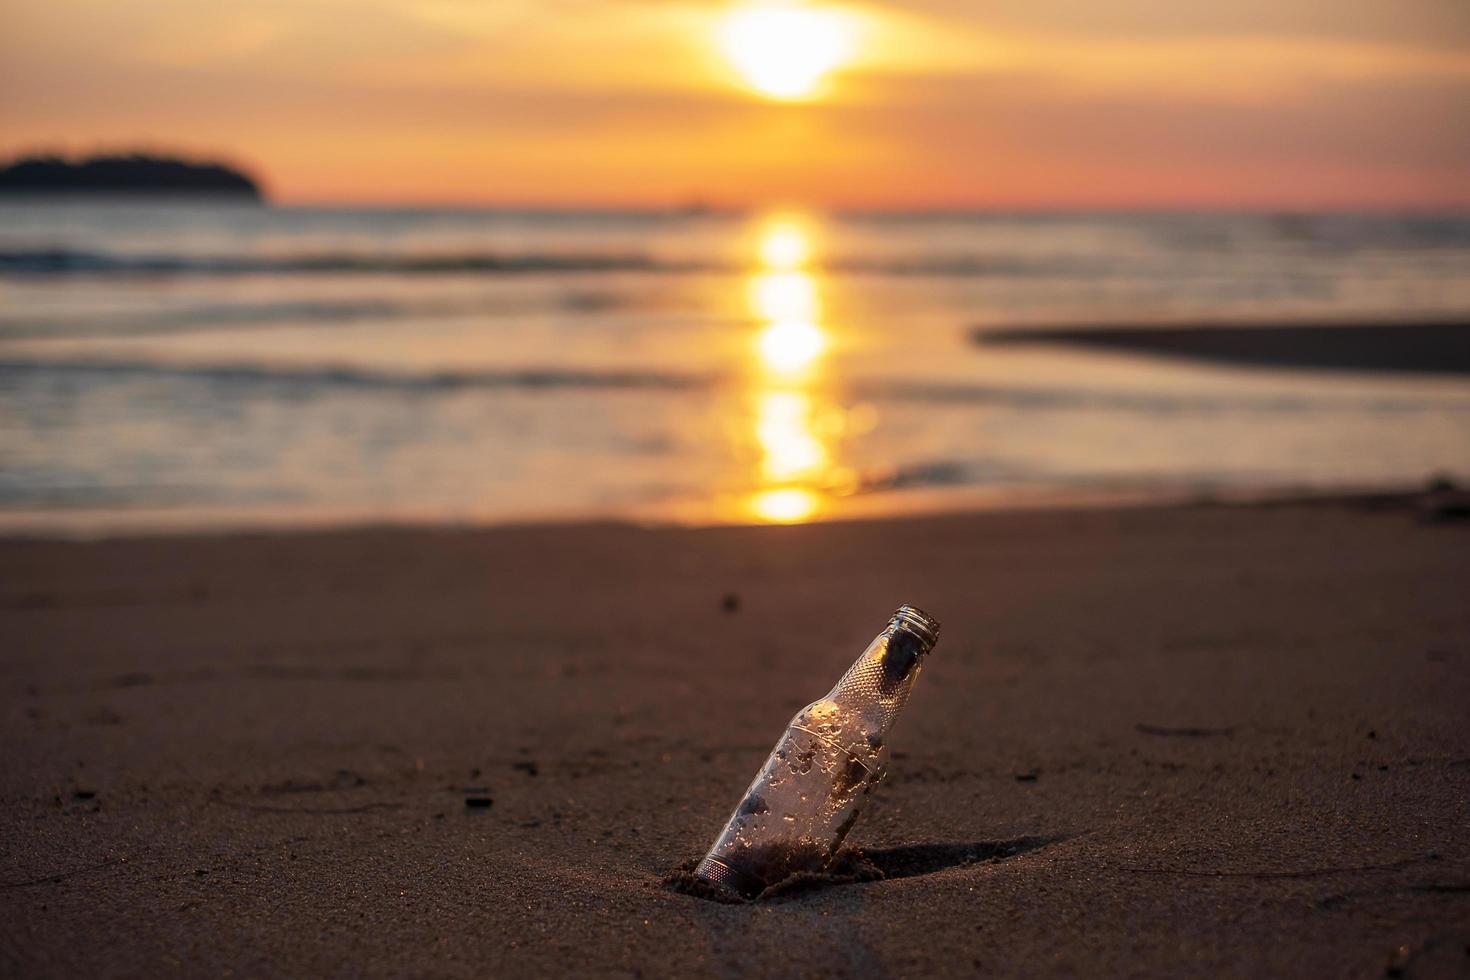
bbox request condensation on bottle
[695,604,941,897]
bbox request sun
[716,3,857,101]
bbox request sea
[2,202,1468,532]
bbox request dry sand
[2,499,1468,977]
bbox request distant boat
[0,153,263,200]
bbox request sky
[1,0,1467,208]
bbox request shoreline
[0,476,1465,542]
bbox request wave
[0,291,633,340]
[0,298,441,340]
[0,248,673,276]
[0,247,1114,280]
[3,357,1463,414]
[850,378,1329,413]
[0,357,706,393]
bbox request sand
[2,498,1468,977]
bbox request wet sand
[977,321,1470,375]
[2,498,1469,977]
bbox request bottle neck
[885,604,940,656]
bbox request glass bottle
[695,604,941,897]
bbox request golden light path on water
[743,214,861,524]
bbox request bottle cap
[888,604,940,652]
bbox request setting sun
[717,3,858,100]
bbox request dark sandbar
[977,321,1470,375]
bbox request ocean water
[1,202,1469,532]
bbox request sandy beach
[3,497,1468,977]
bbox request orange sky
[1,0,1467,209]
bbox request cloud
[894,0,1470,51]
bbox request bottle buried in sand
[695,605,940,898]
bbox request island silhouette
[0,152,262,200]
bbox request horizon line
[5,193,1470,217]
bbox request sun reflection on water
[756,390,828,481]
[750,271,817,321]
[757,321,826,376]
[757,217,813,269]
[750,486,821,523]
[741,215,852,523]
